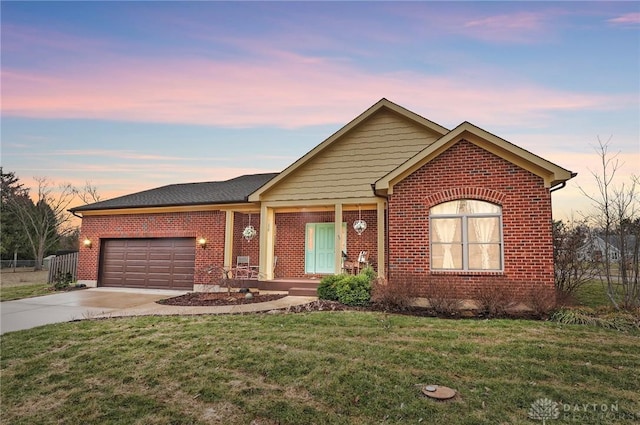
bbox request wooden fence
[47,252,78,284]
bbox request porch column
[259,205,276,281]
[223,211,234,270]
[376,199,386,278]
[334,203,343,275]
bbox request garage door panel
[100,238,196,290]
[126,252,149,261]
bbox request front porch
[258,278,321,296]
[198,276,321,297]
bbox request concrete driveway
[1,288,186,334]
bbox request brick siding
[388,139,555,302]
[233,212,260,268]
[77,211,225,285]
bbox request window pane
[430,200,463,215]
[468,244,501,270]
[432,243,463,269]
[468,217,500,243]
[466,200,501,214]
[431,218,461,243]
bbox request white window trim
[429,200,504,272]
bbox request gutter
[550,172,577,193]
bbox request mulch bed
[51,284,89,293]
[157,292,287,306]
[156,292,545,319]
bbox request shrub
[425,278,462,316]
[335,274,371,306]
[52,272,74,291]
[318,270,375,307]
[360,266,376,283]
[317,275,344,301]
[371,276,417,311]
[525,287,557,318]
[475,284,517,317]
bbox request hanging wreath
[243,225,257,241]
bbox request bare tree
[74,181,101,205]
[580,138,639,310]
[553,218,597,301]
[8,177,77,270]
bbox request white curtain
[432,201,461,268]
[468,201,499,269]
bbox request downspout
[371,183,390,279]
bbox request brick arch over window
[424,187,507,207]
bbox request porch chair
[357,250,369,270]
[341,251,359,274]
[342,260,357,274]
[235,256,258,279]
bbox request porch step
[258,279,320,292]
[288,287,318,297]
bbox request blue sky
[1,1,638,220]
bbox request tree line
[1,167,100,271]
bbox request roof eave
[376,122,576,193]
[69,199,258,216]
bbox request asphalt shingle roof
[70,173,278,212]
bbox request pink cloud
[2,52,632,130]
[607,12,640,26]
[461,12,550,43]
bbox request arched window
[430,199,502,271]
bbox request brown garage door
[100,238,195,290]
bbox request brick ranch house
[70,99,575,302]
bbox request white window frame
[429,199,503,271]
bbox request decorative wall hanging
[353,206,367,236]
[243,213,257,241]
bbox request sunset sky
[2,1,638,221]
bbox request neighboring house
[578,234,637,262]
[577,235,620,262]
[70,99,575,302]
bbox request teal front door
[305,223,346,274]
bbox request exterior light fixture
[353,205,367,236]
[197,237,207,249]
[83,238,92,249]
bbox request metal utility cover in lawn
[422,385,457,400]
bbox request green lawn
[0,283,51,301]
[1,312,638,424]
[0,269,51,301]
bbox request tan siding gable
[262,110,441,201]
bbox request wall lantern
[83,238,92,249]
[353,206,367,236]
[197,237,207,249]
[243,213,257,241]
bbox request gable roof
[70,173,278,214]
[375,121,576,194]
[248,98,449,202]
